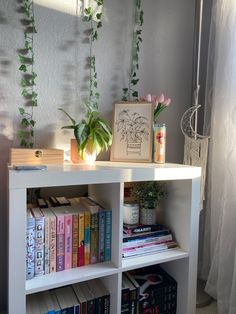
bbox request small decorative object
[132,181,166,225]
[180,0,209,210]
[123,202,139,225]
[154,123,166,164]
[110,102,153,162]
[140,94,171,163]
[59,108,112,164]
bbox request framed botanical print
[110,102,153,162]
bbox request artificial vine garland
[18,0,37,148]
[122,0,143,101]
[82,0,103,113]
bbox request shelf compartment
[26,261,118,295]
[121,248,188,272]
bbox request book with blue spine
[26,208,35,280]
[104,209,112,262]
[98,210,105,262]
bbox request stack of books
[26,197,112,280]
[121,266,177,314]
[26,278,110,313]
[122,223,178,258]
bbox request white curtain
[200,0,236,313]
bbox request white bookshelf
[8,161,201,314]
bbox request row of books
[122,223,178,258]
[26,197,112,280]
[122,266,177,314]
[27,278,110,314]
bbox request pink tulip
[145,94,152,102]
[163,98,171,106]
[158,93,165,103]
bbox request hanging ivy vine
[122,0,143,101]
[82,0,103,114]
[18,0,37,148]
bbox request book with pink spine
[64,209,73,270]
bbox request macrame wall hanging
[180,0,209,209]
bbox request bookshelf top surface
[8,161,201,189]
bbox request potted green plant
[59,107,112,163]
[132,181,166,224]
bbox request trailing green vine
[82,0,103,114]
[18,0,37,148]
[122,0,143,101]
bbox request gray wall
[0,0,196,310]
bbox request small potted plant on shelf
[132,181,166,225]
[59,105,112,164]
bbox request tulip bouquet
[140,93,171,124]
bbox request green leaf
[61,125,75,130]
[30,119,35,127]
[20,139,28,147]
[123,88,128,93]
[84,7,92,15]
[19,107,25,115]
[22,89,29,97]
[58,108,76,125]
[32,91,38,99]
[96,13,102,20]
[132,91,138,97]
[17,130,25,138]
[74,123,90,147]
[131,79,139,85]
[21,118,30,127]
[19,64,27,72]
[97,21,102,28]
[21,79,28,87]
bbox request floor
[196,300,217,314]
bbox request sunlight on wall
[34,0,102,18]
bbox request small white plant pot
[140,207,157,225]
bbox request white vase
[140,207,157,225]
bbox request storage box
[10,148,64,165]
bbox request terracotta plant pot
[70,138,97,164]
[70,138,86,164]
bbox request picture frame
[110,102,153,162]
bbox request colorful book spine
[90,212,99,264]
[26,209,35,280]
[72,213,79,268]
[32,209,45,276]
[56,214,65,271]
[123,229,170,243]
[84,210,91,265]
[64,213,73,270]
[123,223,166,235]
[104,210,112,262]
[78,211,85,267]
[44,214,50,274]
[98,210,105,262]
[49,214,57,273]
[122,234,173,249]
